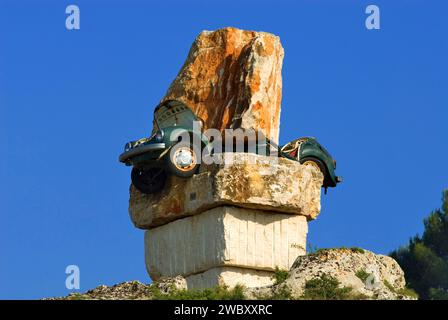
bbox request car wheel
[300,157,331,194]
[131,167,167,194]
[300,157,327,176]
[166,143,200,178]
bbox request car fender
[158,131,209,161]
[157,145,173,160]
[299,144,338,188]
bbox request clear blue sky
[0,0,447,299]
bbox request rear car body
[280,137,342,190]
[119,100,341,194]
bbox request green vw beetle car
[119,100,210,193]
[119,99,341,194]
[279,137,342,193]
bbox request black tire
[166,142,200,178]
[131,167,167,194]
[299,157,327,175]
[300,156,330,186]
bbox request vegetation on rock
[272,267,289,285]
[150,284,246,300]
[383,280,419,299]
[51,247,412,300]
[310,247,365,256]
[355,269,371,283]
[301,274,366,300]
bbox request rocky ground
[247,248,417,300]
[48,248,417,300]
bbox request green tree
[391,190,448,299]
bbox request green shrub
[355,269,371,283]
[428,288,448,300]
[272,267,289,285]
[383,280,395,292]
[310,247,365,257]
[398,287,419,299]
[262,285,293,300]
[338,247,365,254]
[150,284,246,300]
[349,247,365,254]
[302,274,355,300]
[67,293,88,300]
[383,280,419,299]
[313,248,328,255]
[390,190,448,300]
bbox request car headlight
[124,142,132,152]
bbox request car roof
[154,99,190,113]
[153,99,199,128]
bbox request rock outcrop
[248,248,416,300]
[162,27,284,143]
[51,249,416,300]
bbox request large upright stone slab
[162,27,284,144]
[145,206,308,280]
[130,153,323,229]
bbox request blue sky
[0,0,447,299]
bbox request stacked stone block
[129,153,323,289]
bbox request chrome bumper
[119,143,166,163]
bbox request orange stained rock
[162,27,284,143]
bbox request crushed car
[119,99,341,194]
[280,137,342,193]
[119,100,209,194]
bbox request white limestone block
[145,206,308,280]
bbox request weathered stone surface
[185,267,274,289]
[47,281,153,300]
[154,276,188,293]
[145,206,308,280]
[259,248,413,300]
[130,153,323,229]
[162,27,284,143]
[49,249,414,300]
